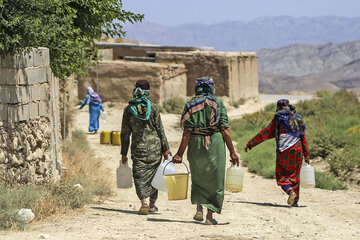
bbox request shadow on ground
[91,206,139,215]
[147,217,230,225]
[227,200,307,208]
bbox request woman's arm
[173,130,192,163]
[79,95,90,109]
[153,106,171,158]
[120,107,132,163]
[245,118,276,152]
[220,127,240,166]
[301,133,310,163]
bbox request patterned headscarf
[128,80,152,121]
[275,99,306,139]
[181,77,220,129]
[87,87,101,102]
[195,77,215,95]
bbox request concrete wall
[0,48,62,184]
[78,61,187,104]
[156,51,259,102]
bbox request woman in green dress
[173,77,239,225]
[121,80,171,215]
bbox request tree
[0,0,143,79]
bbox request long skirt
[88,102,101,132]
[276,141,303,197]
[187,132,226,214]
[132,155,161,200]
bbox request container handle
[163,160,189,175]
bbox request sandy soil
[2,95,360,240]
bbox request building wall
[0,48,62,184]
[78,61,187,104]
[156,51,259,102]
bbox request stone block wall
[0,48,62,184]
[156,51,259,103]
[78,61,187,104]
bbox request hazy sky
[123,0,360,26]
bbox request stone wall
[156,51,258,102]
[0,48,62,184]
[78,61,187,104]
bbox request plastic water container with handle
[151,156,176,191]
[300,162,315,188]
[116,160,133,189]
[225,162,244,192]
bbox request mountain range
[124,16,360,94]
[124,16,360,51]
[258,41,360,93]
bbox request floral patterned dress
[246,118,309,198]
[121,104,169,200]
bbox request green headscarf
[128,87,152,120]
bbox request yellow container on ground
[100,131,111,144]
[163,173,189,200]
[111,131,121,146]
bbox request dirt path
[2,96,360,240]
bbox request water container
[111,131,121,146]
[163,161,190,200]
[116,160,133,189]
[100,111,107,120]
[100,131,111,144]
[151,157,177,191]
[300,162,315,188]
[225,163,244,192]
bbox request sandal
[204,218,218,225]
[138,204,150,215]
[149,206,158,213]
[287,191,297,206]
[193,212,204,221]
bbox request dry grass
[0,130,112,230]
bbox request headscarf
[181,77,221,129]
[195,76,216,95]
[274,99,306,139]
[128,80,152,121]
[87,87,101,102]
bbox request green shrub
[315,171,348,190]
[327,146,360,179]
[163,97,186,114]
[316,90,331,98]
[347,125,360,136]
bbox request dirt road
[2,96,360,240]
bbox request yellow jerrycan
[100,131,111,144]
[111,131,121,146]
[225,162,244,192]
[163,161,190,200]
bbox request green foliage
[315,171,348,190]
[316,90,331,98]
[163,97,186,114]
[230,90,360,189]
[0,0,143,79]
[231,98,246,108]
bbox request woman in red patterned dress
[244,99,310,206]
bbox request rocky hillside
[257,40,360,76]
[258,43,360,94]
[124,16,360,51]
